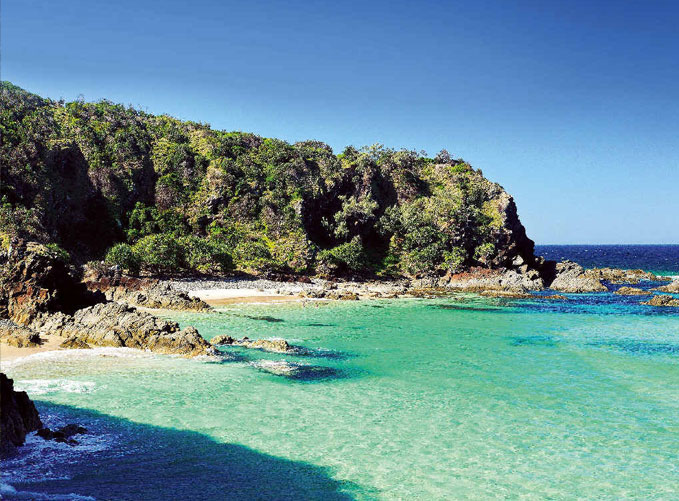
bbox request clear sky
[3,0,678,244]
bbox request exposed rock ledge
[642,295,679,307]
[1,241,216,357]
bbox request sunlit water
[2,283,679,499]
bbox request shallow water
[3,290,679,499]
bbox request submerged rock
[642,295,679,307]
[479,290,532,299]
[1,373,43,457]
[540,294,569,300]
[37,423,87,445]
[614,287,651,296]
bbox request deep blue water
[535,245,679,276]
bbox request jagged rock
[547,261,607,293]
[654,280,679,293]
[642,295,679,307]
[60,337,92,349]
[614,287,651,296]
[479,290,532,299]
[0,321,42,347]
[1,373,43,457]
[210,335,235,346]
[29,302,216,357]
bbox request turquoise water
[3,289,679,499]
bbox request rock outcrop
[642,295,679,307]
[654,280,679,293]
[212,335,297,354]
[614,286,652,296]
[1,373,43,457]
[544,261,608,293]
[29,302,216,357]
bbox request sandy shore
[0,334,64,364]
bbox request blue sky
[3,0,678,243]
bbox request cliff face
[0,82,538,279]
[1,373,43,457]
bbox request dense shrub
[105,243,140,274]
[180,236,233,274]
[317,236,368,274]
[132,233,184,273]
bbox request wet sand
[0,334,63,364]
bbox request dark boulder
[1,373,43,457]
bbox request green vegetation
[0,81,529,277]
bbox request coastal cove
[3,276,679,499]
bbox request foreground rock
[642,295,679,307]
[1,373,43,457]
[30,302,217,357]
[614,287,651,296]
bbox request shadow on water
[509,335,558,347]
[5,402,359,501]
[226,313,285,323]
[587,339,679,356]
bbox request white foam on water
[13,379,97,395]
[0,482,95,500]
[1,347,154,370]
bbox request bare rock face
[1,373,43,457]
[642,295,679,307]
[0,241,100,325]
[29,302,216,357]
[545,261,608,293]
[585,268,669,284]
[60,337,91,349]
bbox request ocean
[1,245,678,499]
[535,244,679,277]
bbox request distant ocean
[535,244,679,277]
